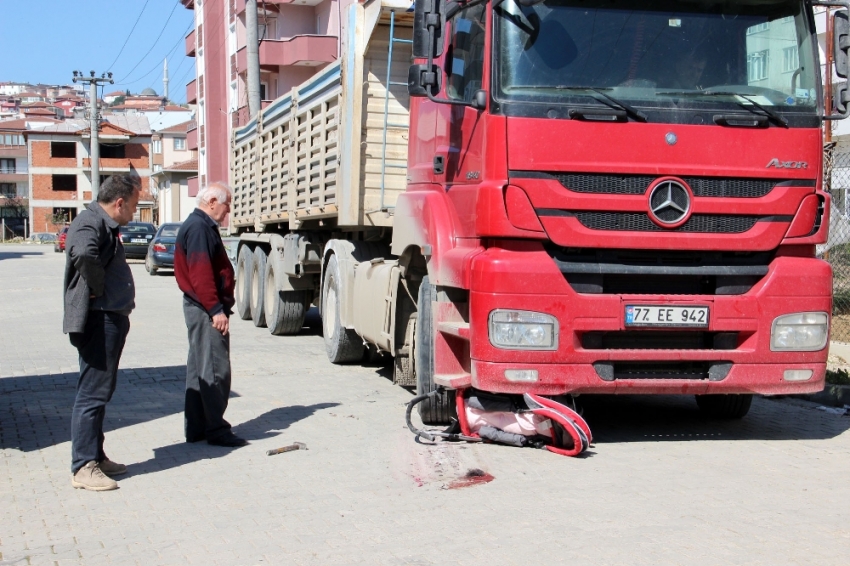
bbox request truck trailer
[229,0,849,426]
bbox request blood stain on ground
[447,468,494,489]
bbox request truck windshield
[493,0,819,124]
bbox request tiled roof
[166,158,198,171]
[23,108,56,116]
[106,114,151,135]
[163,105,189,111]
[22,101,51,108]
[105,90,125,97]
[18,91,43,98]
[158,120,193,134]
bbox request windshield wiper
[552,86,648,122]
[657,90,789,128]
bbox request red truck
[231,0,848,426]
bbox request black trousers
[70,311,130,474]
[183,298,232,441]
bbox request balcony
[236,0,321,14]
[236,36,337,72]
[0,171,26,183]
[187,79,197,104]
[187,121,198,151]
[188,175,199,198]
[186,29,196,57]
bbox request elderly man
[64,173,141,491]
[174,182,246,447]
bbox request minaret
[163,58,169,102]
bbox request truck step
[436,321,470,340]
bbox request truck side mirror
[408,64,442,97]
[413,0,445,58]
[835,10,850,78]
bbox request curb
[796,384,850,407]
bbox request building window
[52,207,77,224]
[51,141,76,158]
[2,134,24,146]
[174,137,186,151]
[99,144,126,159]
[153,164,163,173]
[783,46,799,73]
[748,50,769,82]
[0,158,14,174]
[152,139,162,154]
[747,22,770,35]
[0,183,16,196]
[52,174,77,191]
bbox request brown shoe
[99,458,127,477]
[71,461,118,491]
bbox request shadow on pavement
[0,251,44,261]
[580,394,850,443]
[0,365,187,452]
[125,402,339,477]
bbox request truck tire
[264,257,310,335]
[251,247,267,327]
[695,394,753,419]
[235,246,253,320]
[322,254,364,363]
[415,276,456,425]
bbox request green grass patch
[826,368,850,385]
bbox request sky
[0,0,196,103]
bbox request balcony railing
[235,36,337,72]
[187,79,197,104]
[187,120,198,150]
[186,29,196,57]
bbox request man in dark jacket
[64,173,140,491]
[174,182,246,447]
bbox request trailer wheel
[415,276,456,425]
[695,394,753,419]
[322,254,364,363]
[235,246,253,320]
[251,247,268,327]
[264,257,310,335]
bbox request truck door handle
[433,155,445,175]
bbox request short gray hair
[196,182,232,206]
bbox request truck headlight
[489,310,558,350]
[770,312,828,352]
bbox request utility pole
[245,0,262,116]
[72,70,113,201]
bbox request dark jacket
[63,202,135,334]
[174,208,235,317]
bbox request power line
[116,20,194,87]
[106,0,151,72]
[117,2,180,83]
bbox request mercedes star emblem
[649,180,690,225]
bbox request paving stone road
[1,244,849,565]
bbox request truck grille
[593,361,731,381]
[509,171,814,198]
[545,247,772,295]
[573,212,760,233]
[582,331,738,350]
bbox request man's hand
[211,313,229,336]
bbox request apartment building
[181,0,347,189]
[0,121,28,237]
[150,120,198,223]
[27,115,153,233]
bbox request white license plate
[625,305,709,328]
[131,238,147,243]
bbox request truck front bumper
[434,246,831,396]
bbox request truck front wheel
[251,247,267,327]
[415,276,456,425]
[695,394,753,419]
[264,257,310,335]
[235,246,253,320]
[322,254,364,363]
